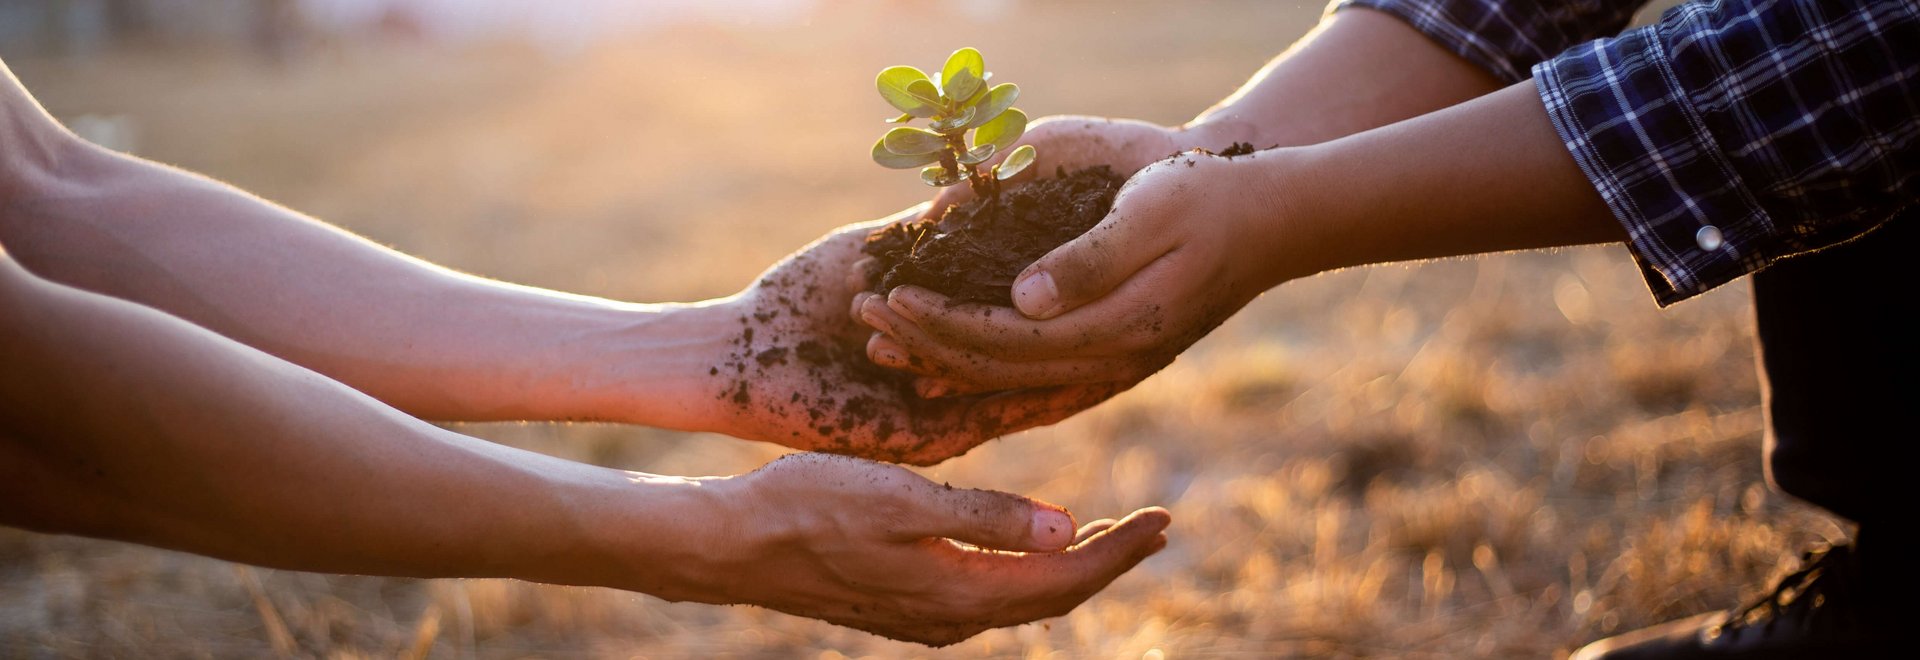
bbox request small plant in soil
[863,49,1126,307]
[870,47,1037,198]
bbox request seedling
[871,47,1035,199]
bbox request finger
[891,482,1076,553]
[890,286,1090,359]
[849,257,882,293]
[1010,182,1182,320]
[865,333,917,373]
[885,274,1172,360]
[962,507,1172,619]
[873,303,1160,390]
[1073,519,1118,545]
[849,291,877,328]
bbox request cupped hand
[705,207,1124,464]
[857,150,1304,395]
[705,453,1172,646]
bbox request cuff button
[1695,225,1725,251]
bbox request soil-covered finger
[891,485,1073,553]
[879,315,1149,391]
[886,286,1149,361]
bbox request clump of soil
[863,165,1124,306]
[862,143,1258,305]
[1216,141,1258,158]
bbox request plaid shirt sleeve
[1333,1,1920,305]
[1331,0,1648,83]
[1536,1,1920,304]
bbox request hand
[704,208,1126,464]
[857,150,1303,395]
[699,453,1172,646]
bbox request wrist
[557,300,737,430]
[544,467,746,603]
[1239,145,1345,288]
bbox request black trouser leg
[1752,211,1915,528]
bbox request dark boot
[1572,541,1904,659]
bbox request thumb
[1011,181,1179,320]
[895,484,1076,552]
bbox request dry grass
[1,1,1846,657]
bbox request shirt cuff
[1332,0,1529,82]
[1533,26,1781,306]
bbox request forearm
[1263,81,1622,283]
[1177,8,1504,150]
[0,137,727,425]
[0,258,725,593]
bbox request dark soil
[862,165,1126,306]
[862,143,1258,306]
[1216,141,1258,157]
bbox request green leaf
[962,83,1019,129]
[906,79,942,108]
[929,105,977,134]
[884,112,915,124]
[958,143,996,165]
[943,68,984,105]
[882,126,948,156]
[922,165,964,187]
[973,107,1027,152]
[941,48,985,92]
[994,144,1036,180]
[873,136,942,169]
[876,66,939,117]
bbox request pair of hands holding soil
[717,117,1277,463]
[838,116,1286,433]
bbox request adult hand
[684,453,1172,646]
[856,150,1305,396]
[703,207,1125,464]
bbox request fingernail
[1030,508,1072,548]
[886,287,925,323]
[1012,271,1064,319]
[860,301,895,335]
[870,337,907,367]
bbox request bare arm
[0,248,1168,645]
[0,60,1110,460]
[1269,82,1622,278]
[0,61,709,426]
[1179,7,1505,149]
[0,246,704,581]
[916,7,1504,217]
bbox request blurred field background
[0,0,1849,657]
